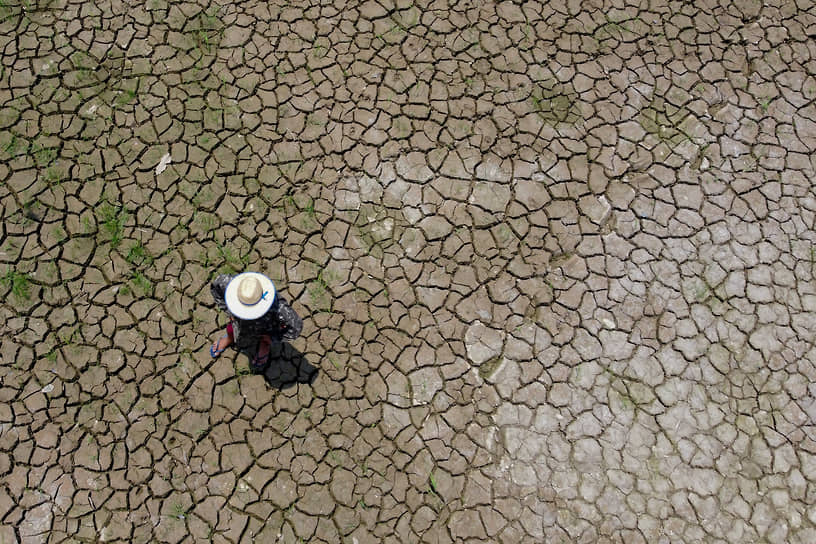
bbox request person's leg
[210,322,234,356]
[251,334,272,371]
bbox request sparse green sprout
[126,241,152,266]
[130,271,152,295]
[98,202,129,248]
[170,502,186,520]
[195,212,217,232]
[1,268,32,300]
[216,242,247,274]
[282,194,296,214]
[529,80,580,125]
[301,197,318,228]
[116,89,137,106]
[2,134,24,156]
[32,143,58,167]
[307,267,337,311]
[44,165,63,186]
[190,6,223,55]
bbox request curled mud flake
[155,153,172,174]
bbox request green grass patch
[98,202,129,248]
[126,240,152,267]
[44,165,64,186]
[31,141,58,167]
[169,502,186,520]
[1,133,26,156]
[1,267,32,300]
[130,271,152,296]
[189,6,224,55]
[115,88,137,107]
[530,79,580,125]
[307,267,338,311]
[216,242,248,274]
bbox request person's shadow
[237,341,318,390]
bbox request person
[209,271,302,373]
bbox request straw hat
[224,272,276,320]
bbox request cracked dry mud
[1,0,816,542]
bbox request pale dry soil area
[1,0,816,542]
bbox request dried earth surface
[2,0,816,542]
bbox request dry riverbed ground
[2,0,816,542]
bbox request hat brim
[224,273,276,320]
